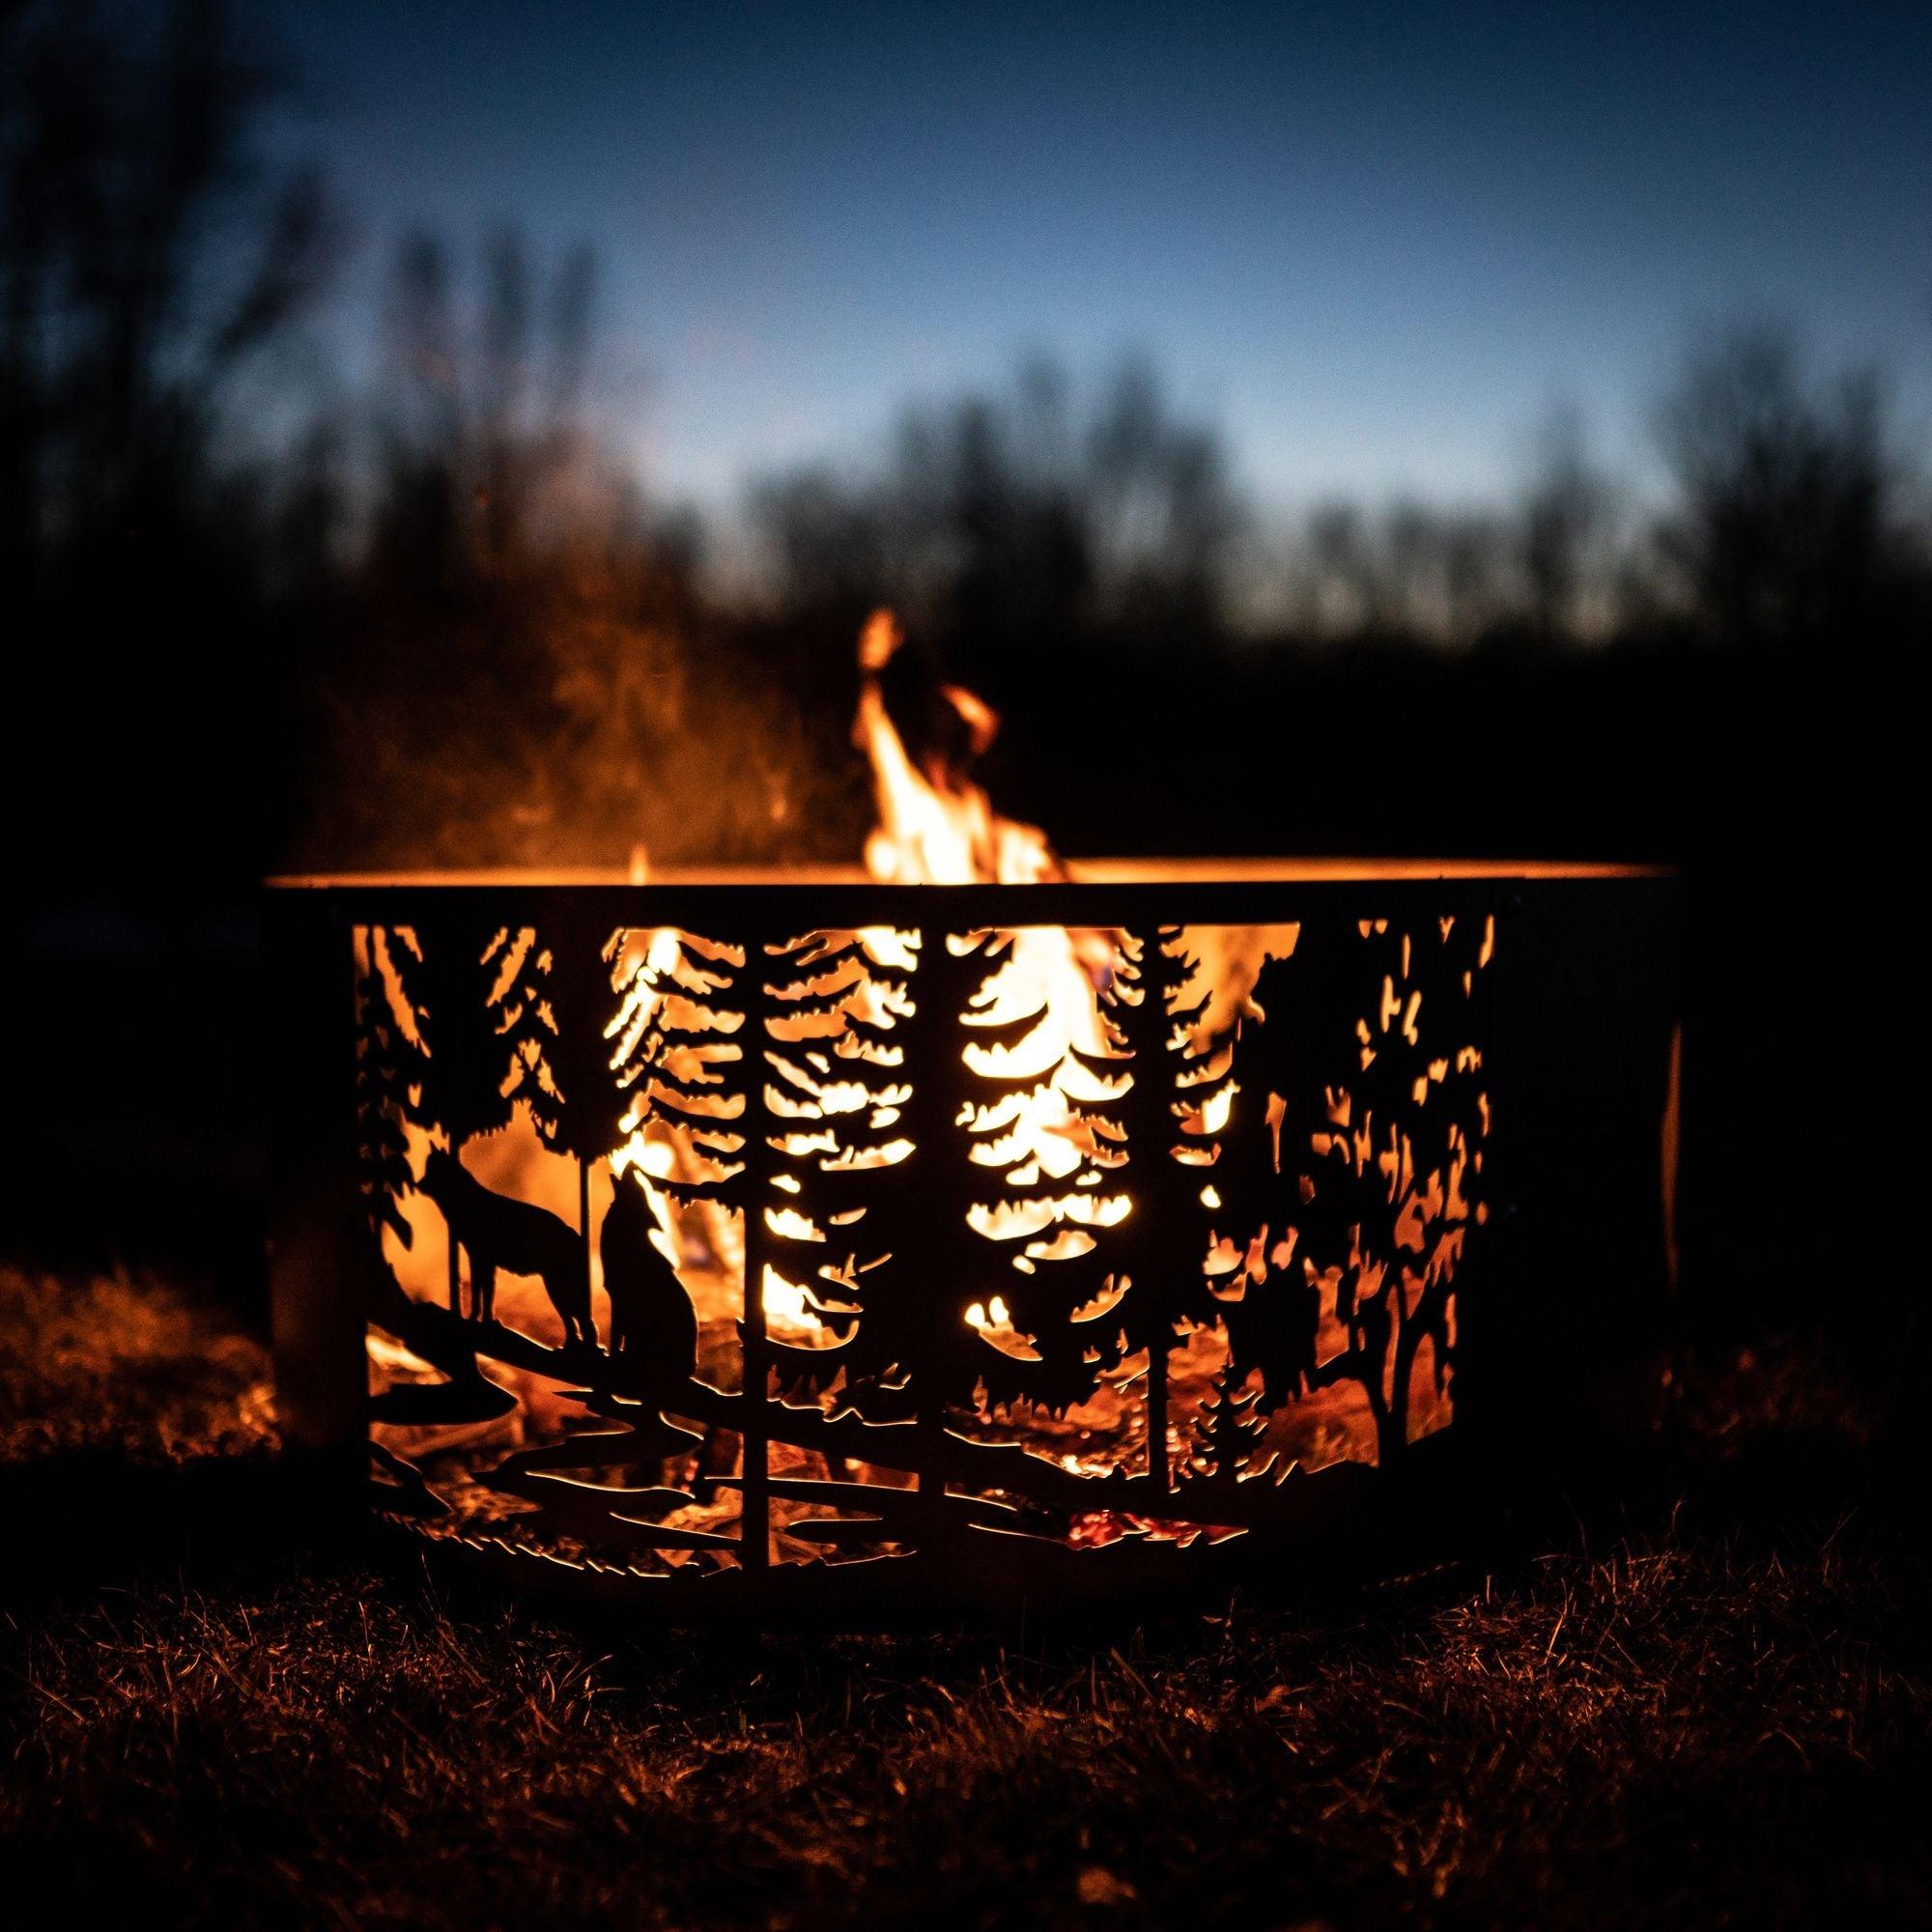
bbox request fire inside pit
[267,633,1679,1621]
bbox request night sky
[276,1,1932,511]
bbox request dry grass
[2,1265,1926,1930]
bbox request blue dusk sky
[273,1,1932,513]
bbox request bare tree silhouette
[1656,326,1911,648]
[1520,404,1619,644]
[2,0,337,898]
[752,356,1240,682]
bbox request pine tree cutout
[752,927,909,1384]
[1103,925,1226,1492]
[1185,1378,1271,1486]
[612,926,766,1568]
[384,919,527,1311]
[948,930,1141,1420]
[773,927,1007,1472]
[353,945,415,1252]
[614,929,752,1226]
[513,909,637,1336]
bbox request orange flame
[853,610,1128,1355]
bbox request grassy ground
[2,1265,1926,1930]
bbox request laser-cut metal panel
[270,874,1676,1619]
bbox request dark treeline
[3,0,334,905]
[5,1,1917,1344]
[274,304,1923,877]
[9,4,1925,888]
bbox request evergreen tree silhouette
[932,931,1145,1424]
[1185,1378,1270,1486]
[384,920,527,1311]
[752,927,907,1383]
[1102,926,1226,1492]
[513,910,636,1340]
[613,929,751,1222]
[780,926,1004,1528]
[353,946,414,1253]
[613,927,766,1568]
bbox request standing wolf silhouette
[599,1168,698,1401]
[417,1147,595,1347]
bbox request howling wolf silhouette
[599,1168,697,1400]
[417,1147,594,1347]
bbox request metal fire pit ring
[267,864,1678,1626]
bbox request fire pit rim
[264,860,1673,934]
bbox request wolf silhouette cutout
[599,1168,697,1400]
[417,1147,594,1347]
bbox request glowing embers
[350,901,1494,1595]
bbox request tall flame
[853,611,1127,1357]
[856,610,1065,889]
